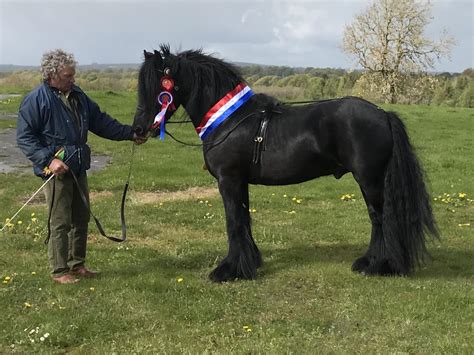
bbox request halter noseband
[151,67,177,140]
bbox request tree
[342,0,454,103]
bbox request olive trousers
[44,173,90,276]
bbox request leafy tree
[457,82,474,108]
[342,0,454,103]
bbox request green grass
[0,92,473,353]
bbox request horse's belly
[249,151,338,185]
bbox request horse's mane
[170,45,245,108]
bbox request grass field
[0,91,473,353]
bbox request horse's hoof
[369,259,407,276]
[209,256,258,282]
[209,261,237,283]
[352,256,370,273]
[255,253,263,269]
[352,256,407,276]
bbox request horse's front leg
[209,176,262,282]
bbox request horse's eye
[164,68,171,75]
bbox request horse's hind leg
[209,176,262,282]
[352,177,398,275]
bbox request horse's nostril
[134,126,144,135]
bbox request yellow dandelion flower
[2,280,8,284]
[177,277,184,283]
[31,272,36,275]
[283,194,287,198]
[458,192,467,199]
[90,287,95,291]
[31,213,35,217]
[23,302,32,308]
[17,220,23,225]
[341,194,355,201]
[292,197,297,201]
[296,199,302,204]
[4,276,11,281]
[31,218,37,223]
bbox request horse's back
[247,97,392,184]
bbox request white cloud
[0,0,471,71]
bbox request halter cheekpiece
[151,68,176,140]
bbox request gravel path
[0,128,110,174]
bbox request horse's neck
[184,88,231,127]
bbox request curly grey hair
[40,49,77,81]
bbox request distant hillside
[0,65,38,72]
[1,63,471,107]
[0,63,140,73]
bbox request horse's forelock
[138,57,161,110]
[159,43,171,58]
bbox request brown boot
[71,266,100,278]
[53,274,80,284]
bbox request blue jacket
[17,83,133,177]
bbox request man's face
[50,65,75,93]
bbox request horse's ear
[143,50,153,59]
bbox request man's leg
[68,173,90,270]
[44,176,73,277]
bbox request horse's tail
[383,111,439,274]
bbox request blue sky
[0,0,472,72]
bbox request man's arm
[86,96,147,144]
[87,97,134,140]
[16,97,56,171]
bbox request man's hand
[49,158,69,176]
[132,133,148,145]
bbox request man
[17,49,146,284]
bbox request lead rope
[80,143,135,242]
[47,143,136,244]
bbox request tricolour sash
[196,83,254,140]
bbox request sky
[0,0,472,72]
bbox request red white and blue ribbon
[196,83,254,140]
[151,91,173,140]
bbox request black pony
[133,44,438,282]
